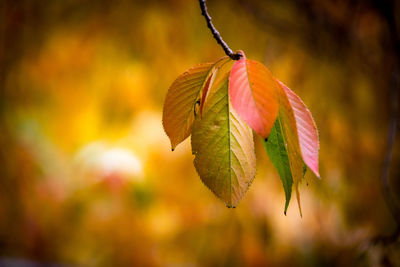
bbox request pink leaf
[279,81,320,178]
[229,51,279,138]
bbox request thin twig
[199,0,242,60]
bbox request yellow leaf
[191,64,256,207]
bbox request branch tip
[199,0,241,60]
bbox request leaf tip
[295,185,303,217]
[284,203,289,215]
[311,168,321,179]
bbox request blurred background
[0,0,399,266]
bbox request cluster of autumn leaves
[163,51,319,215]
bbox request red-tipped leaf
[229,51,279,138]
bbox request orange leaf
[229,51,280,138]
[162,57,229,150]
[199,57,232,115]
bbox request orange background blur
[0,0,399,266]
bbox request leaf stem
[199,0,242,60]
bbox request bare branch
[199,0,242,60]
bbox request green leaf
[191,66,256,208]
[263,118,293,215]
[272,84,307,216]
